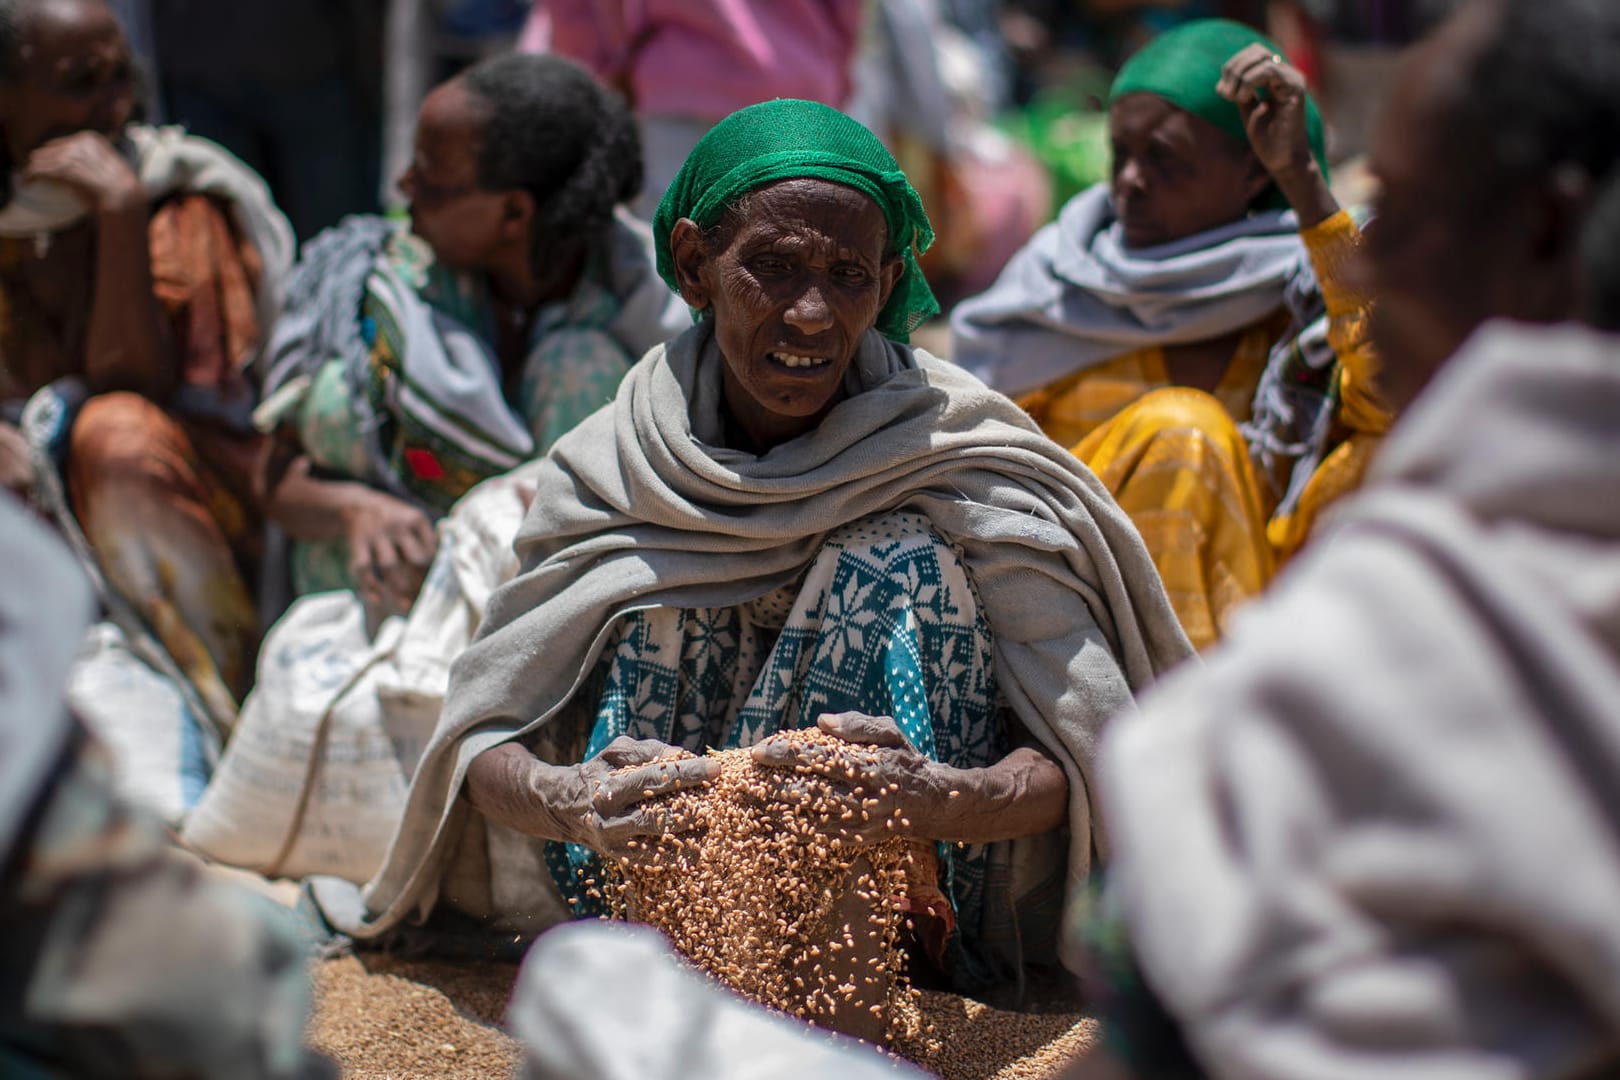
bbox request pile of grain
[588,729,927,1043]
[308,955,1096,1079]
[309,954,520,1080]
[901,990,1097,1079]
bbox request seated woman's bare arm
[261,427,437,615]
[27,133,175,399]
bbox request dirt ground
[309,952,1097,1080]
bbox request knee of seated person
[1114,386,1242,443]
[69,392,184,487]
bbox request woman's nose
[783,282,834,335]
[1114,157,1147,196]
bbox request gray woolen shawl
[950,183,1318,399]
[1103,321,1620,1079]
[315,320,1194,972]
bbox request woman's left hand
[1217,43,1338,227]
[751,711,954,844]
[754,711,1072,846]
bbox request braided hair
[461,52,642,278]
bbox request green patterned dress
[282,226,649,596]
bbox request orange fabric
[1015,314,1282,451]
[148,193,264,400]
[1267,431,1382,563]
[1024,211,1388,647]
[1301,210,1390,440]
[0,194,263,404]
[1271,211,1391,554]
[1077,388,1275,650]
[69,392,264,730]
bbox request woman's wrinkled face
[0,0,135,161]
[1108,93,1268,249]
[673,178,903,446]
[396,79,509,270]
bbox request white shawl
[1103,321,1620,1079]
[316,321,1193,972]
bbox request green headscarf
[1109,19,1329,209]
[652,98,939,343]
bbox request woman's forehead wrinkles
[744,226,875,263]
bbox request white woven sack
[181,591,423,883]
[181,464,538,884]
[68,622,214,827]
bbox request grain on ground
[309,954,520,1080]
[308,952,1096,1079]
[905,990,1097,1080]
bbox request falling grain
[593,730,927,1045]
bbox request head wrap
[653,99,939,342]
[1109,19,1330,209]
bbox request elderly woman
[0,0,293,730]
[311,98,1192,1038]
[257,53,686,619]
[953,19,1388,649]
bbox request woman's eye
[750,255,790,275]
[834,266,872,286]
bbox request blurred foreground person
[1088,2,1620,1076]
[508,922,925,1079]
[0,492,327,1078]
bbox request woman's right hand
[466,738,720,858]
[342,489,438,617]
[567,737,721,856]
[24,131,144,216]
[1217,43,1338,228]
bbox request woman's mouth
[768,351,832,370]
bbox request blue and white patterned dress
[544,511,1015,982]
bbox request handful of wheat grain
[593,728,933,1045]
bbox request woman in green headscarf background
[308,97,1193,1039]
[952,19,1390,650]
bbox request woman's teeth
[772,352,830,369]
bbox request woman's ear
[669,217,712,309]
[876,255,905,313]
[501,189,535,245]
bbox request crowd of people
[4,0,1620,1077]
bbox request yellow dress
[1017,212,1390,648]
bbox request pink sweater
[526,0,867,123]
